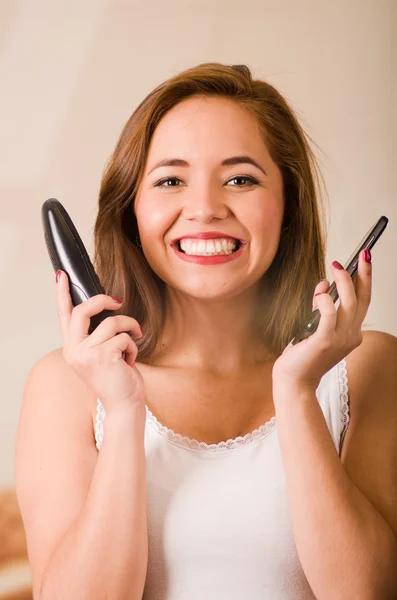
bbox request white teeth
[179,238,238,256]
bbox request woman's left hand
[272,249,372,392]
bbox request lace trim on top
[94,399,276,453]
[145,406,277,453]
[94,358,350,453]
[94,399,106,451]
[338,358,350,448]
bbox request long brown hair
[93,62,329,360]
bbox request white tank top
[95,358,349,600]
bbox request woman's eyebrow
[222,156,267,176]
[147,156,267,176]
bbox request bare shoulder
[344,329,397,420]
[15,347,98,595]
[26,346,98,419]
[342,329,397,537]
[17,345,99,462]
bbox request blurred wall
[0,1,396,593]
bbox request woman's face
[134,95,284,300]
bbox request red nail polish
[112,296,123,303]
[364,248,372,263]
[56,270,62,283]
[332,261,344,270]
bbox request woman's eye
[154,177,183,188]
[226,176,259,187]
[154,175,259,188]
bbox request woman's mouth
[171,237,246,265]
[176,237,242,256]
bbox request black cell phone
[291,215,389,345]
[42,198,117,335]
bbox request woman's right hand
[56,270,146,413]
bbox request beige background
[0,0,396,488]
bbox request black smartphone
[291,215,389,345]
[42,198,117,335]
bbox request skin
[134,95,284,374]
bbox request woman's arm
[273,330,397,600]
[15,349,148,600]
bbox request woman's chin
[166,279,255,302]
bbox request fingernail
[314,292,324,297]
[56,270,62,283]
[332,260,344,270]
[363,248,372,263]
[111,295,123,303]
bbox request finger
[331,260,357,335]
[56,270,73,341]
[312,279,330,311]
[68,294,124,346]
[313,285,337,341]
[352,248,372,330]
[86,315,143,347]
[102,331,139,368]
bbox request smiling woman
[16,62,397,600]
[93,62,327,360]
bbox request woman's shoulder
[25,346,98,425]
[344,329,397,422]
[341,330,397,538]
[31,346,93,390]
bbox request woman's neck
[143,284,276,374]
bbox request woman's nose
[182,184,229,221]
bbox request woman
[15,63,397,599]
